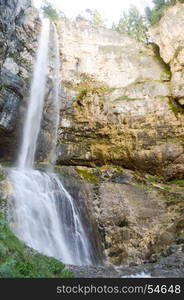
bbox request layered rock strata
[56,17,184,179]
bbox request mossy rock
[98,165,123,173]
[164,179,184,186]
[0,165,5,182]
[113,96,139,102]
[62,74,115,100]
[75,167,100,184]
[168,98,184,115]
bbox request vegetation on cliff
[0,210,73,278]
[41,0,64,20]
[113,6,148,43]
[145,0,184,26]
[111,0,184,42]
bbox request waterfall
[8,169,92,265]
[18,18,50,169]
[8,19,94,266]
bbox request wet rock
[68,252,184,278]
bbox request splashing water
[121,271,151,278]
[8,19,95,266]
[9,169,92,265]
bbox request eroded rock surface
[150,3,184,99]
[53,165,184,267]
[56,17,184,178]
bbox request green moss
[0,175,5,181]
[160,69,171,81]
[145,175,184,191]
[164,179,184,186]
[113,96,138,102]
[132,183,150,190]
[75,167,99,184]
[62,76,115,100]
[77,88,88,101]
[146,174,164,184]
[168,99,184,115]
[0,212,73,278]
[98,165,123,173]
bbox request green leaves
[145,0,184,26]
[114,6,148,43]
[0,212,73,278]
[41,1,63,21]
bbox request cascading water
[8,19,94,266]
[9,169,92,265]
[18,18,50,169]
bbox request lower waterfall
[8,18,97,266]
[9,169,93,265]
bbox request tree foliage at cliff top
[113,0,184,42]
[41,0,65,21]
[145,0,184,26]
[113,6,148,43]
[42,0,184,42]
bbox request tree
[41,1,64,21]
[76,9,106,26]
[91,10,105,26]
[145,0,184,26]
[114,6,148,43]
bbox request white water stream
[9,169,92,265]
[18,18,50,169]
[8,19,93,266]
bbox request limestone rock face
[0,0,40,160]
[149,3,184,99]
[46,165,184,266]
[56,18,184,178]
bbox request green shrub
[0,212,73,278]
[41,1,61,21]
[114,6,148,43]
[145,0,184,26]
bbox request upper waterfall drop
[18,18,50,169]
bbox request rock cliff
[67,165,184,266]
[150,2,184,99]
[56,16,184,179]
[0,0,40,160]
